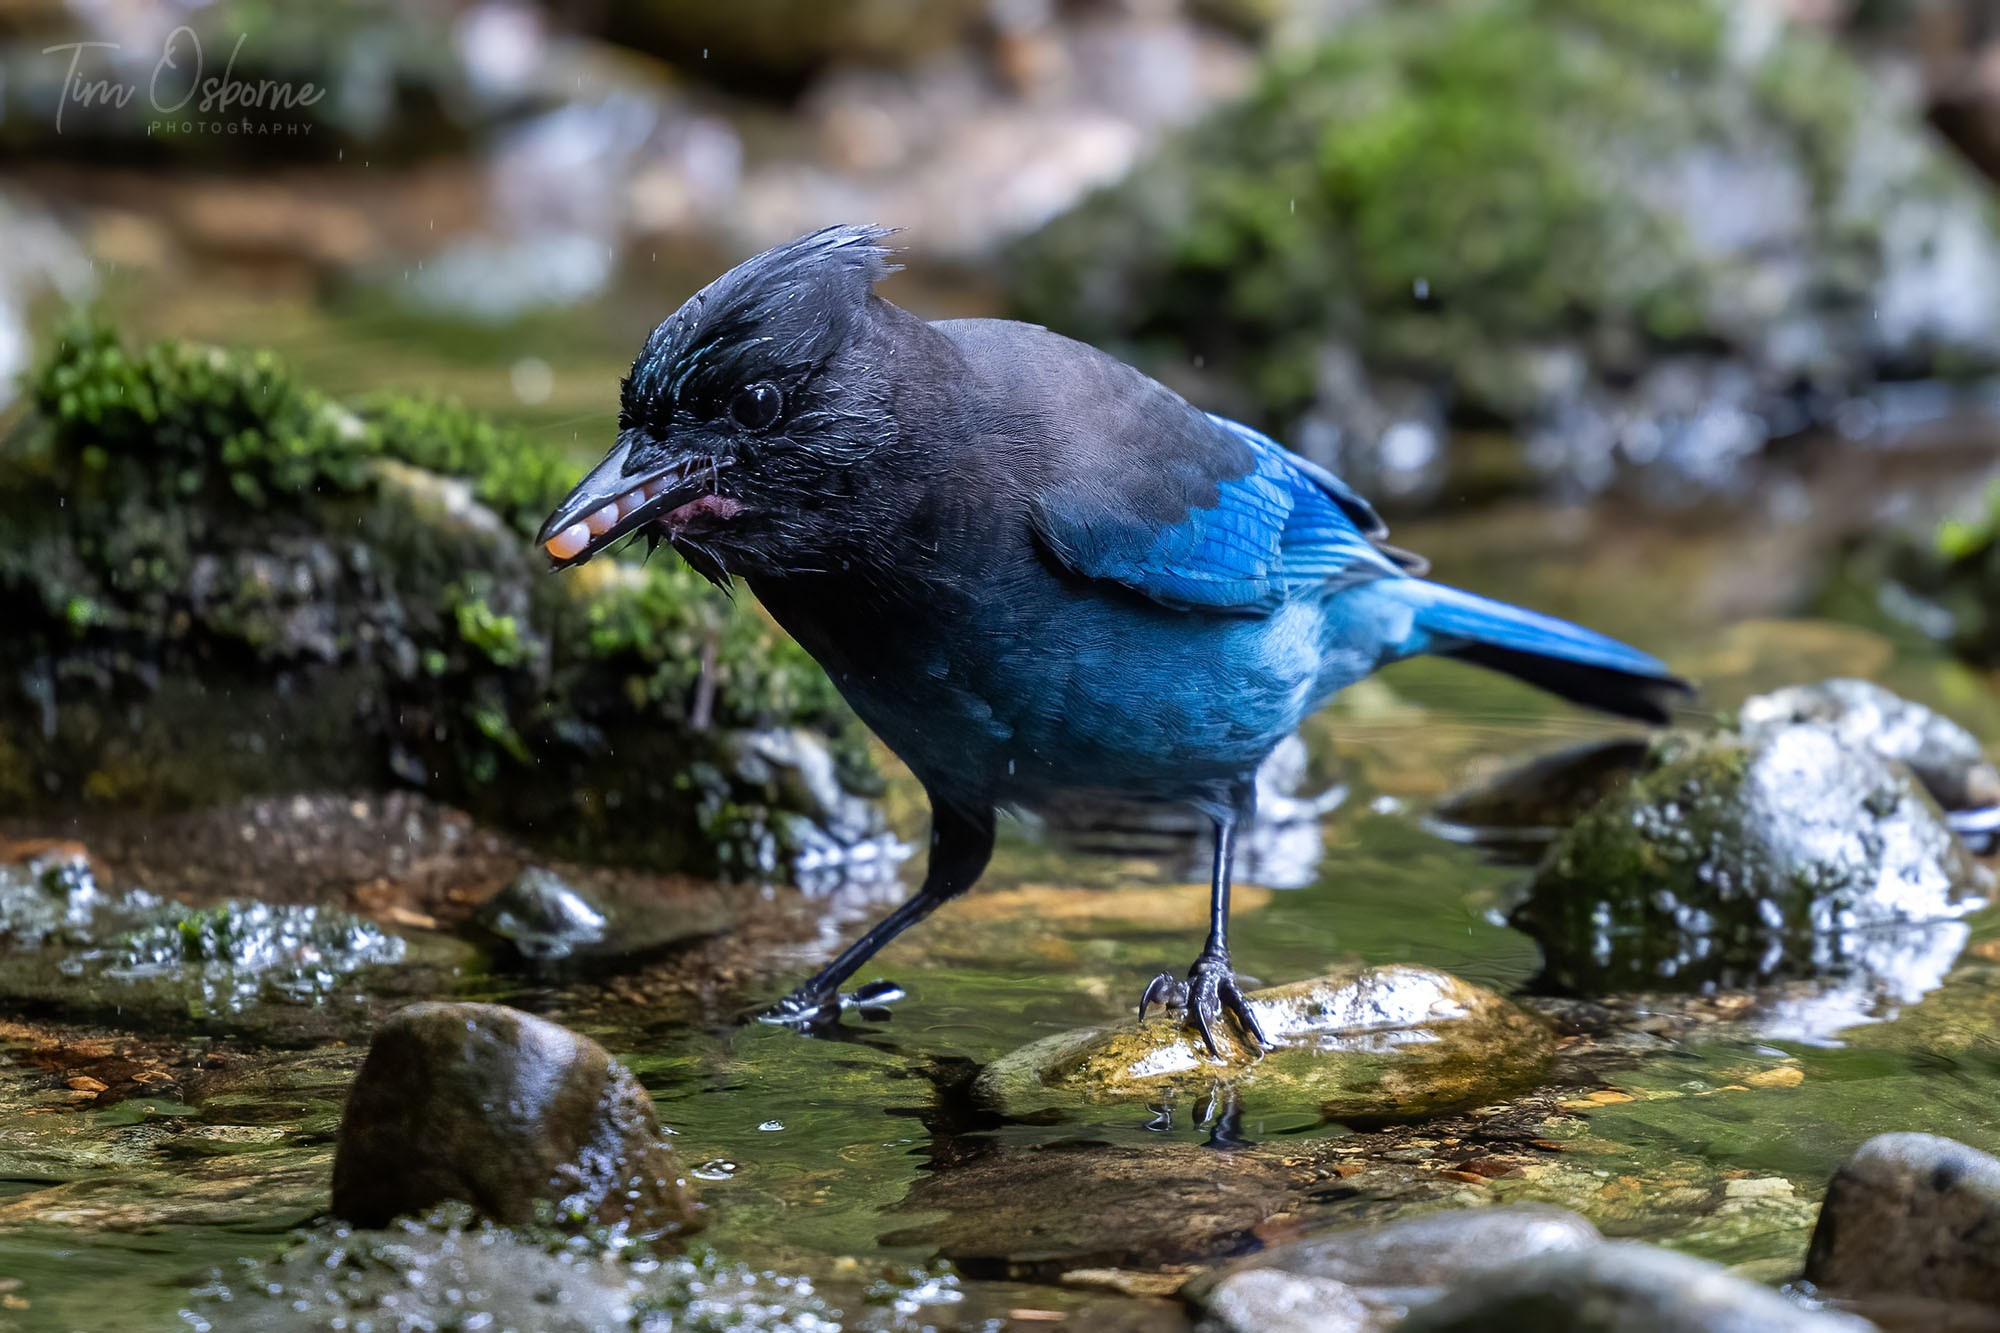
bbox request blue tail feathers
[1390,581,1688,723]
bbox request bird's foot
[757,979,906,1032]
[1138,951,1269,1059]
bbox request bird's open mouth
[535,439,738,568]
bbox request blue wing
[1030,412,1418,613]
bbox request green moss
[25,321,372,511]
[1516,725,1980,993]
[0,321,875,877]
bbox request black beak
[535,433,709,569]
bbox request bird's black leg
[1139,794,1270,1057]
[763,800,994,1030]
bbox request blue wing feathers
[1032,412,1405,611]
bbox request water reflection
[1039,736,1347,890]
[1746,920,1971,1047]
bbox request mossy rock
[0,323,880,880]
[1010,0,2000,501]
[973,964,1553,1123]
[1516,723,1988,994]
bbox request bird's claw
[758,978,907,1031]
[1138,952,1270,1058]
[1138,971,1188,1019]
[759,986,842,1030]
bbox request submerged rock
[330,1003,700,1238]
[1188,1204,1603,1333]
[1011,0,2000,502]
[1430,738,1653,851]
[885,1139,1305,1276]
[476,867,612,962]
[973,964,1551,1122]
[472,865,732,971]
[1516,723,1987,993]
[1804,1133,2000,1308]
[0,324,883,881]
[1399,1243,1867,1332]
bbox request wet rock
[1430,738,1653,851]
[1188,1204,1603,1333]
[1739,679,2000,813]
[1516,724,1988,993]
[331,1003,699,1238]
[974,965,1552,1123]
[1803,1132,2000,1307]
[1400,1242,1868,1332]
[885,1139,1304,1276]
[1198,1269,1381,1333]
[0,325,883,881]
[1011,0,2000,503]
[185,1207,964,1332]
[476,867,609,961]
[472,865,736,971]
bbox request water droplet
[691,1159,737,1180]
[758,1119,784,1132]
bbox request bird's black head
[537,224,902,581]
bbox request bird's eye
[730,381,782,431]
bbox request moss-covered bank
[1011,0,2000,502]
[0,323,880,879]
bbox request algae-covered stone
[973,965,1551,1122]
[1517,723,1987,993]
[0,324,881,880]
[331,1003,701,1238]
[1011,0,2000,501]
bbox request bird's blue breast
[826,577,1392,813]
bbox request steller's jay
[537,225,1688,1054]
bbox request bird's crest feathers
[621,225,900,432]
